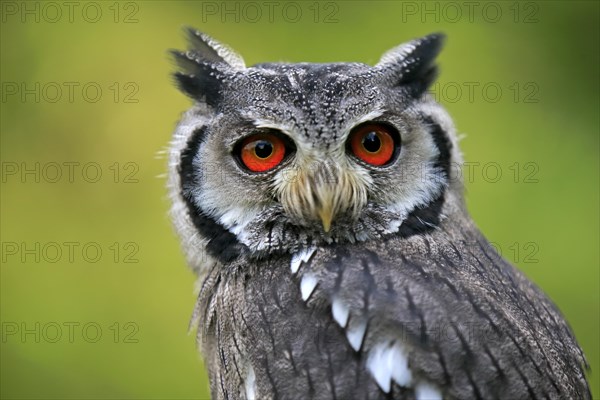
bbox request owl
[167,29,590,400]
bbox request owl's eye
[237,132,290,172]
[348,123,400,166]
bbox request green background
[1,1,598,398]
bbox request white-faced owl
[167,29,590,399]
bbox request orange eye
[238,132,288,172]
[348,123,400,166]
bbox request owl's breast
[197,222,589,400]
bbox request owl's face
[169,31,462,268]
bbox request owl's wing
[293,224,590,399]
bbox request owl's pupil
[362,132,381,153]
[254,141,273,158]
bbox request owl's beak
[277,161,368,234]
[318,204,333,233]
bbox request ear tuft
[376,33,446,97]
[184,27,245,69]
[170,29,244,105]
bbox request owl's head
[168,29,463,272]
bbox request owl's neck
[186,188,453,265]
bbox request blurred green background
[1,1,598,399]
